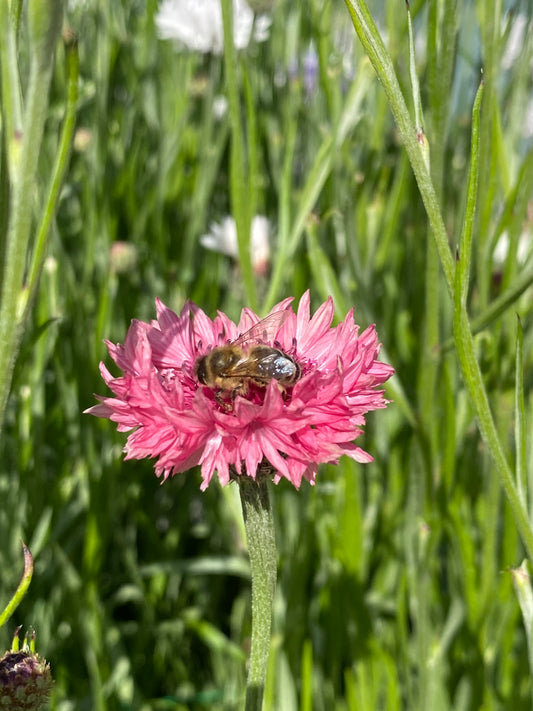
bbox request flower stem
[22,29,79,324]
[238,475,277,711]
[0,2,63,433]
[0,542,33,629]
[220,0,257,312]
[343,0,533,560]
[342,0,455,292]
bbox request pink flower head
[85,292,394,490]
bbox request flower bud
[0,651,52,710]
[110,241,138,275]
[0,629,53,711]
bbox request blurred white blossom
[201,215,270,274]
[213,95,229,119]
[156,0,271,54]
[493,228,532,266]
[502,13,530,70]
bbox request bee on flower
[86,292,394,490]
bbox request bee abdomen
[254,347,300,384]
[195,356,209,384]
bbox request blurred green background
[1,0,533,709]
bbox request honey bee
[194,312,301,402]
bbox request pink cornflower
[85,292,393,490]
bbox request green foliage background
[1,0,533,709]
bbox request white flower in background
[502,13,529,70]
[155,0,271,54]
[493,228,532,266]
[201,215,270,274]
[212,95,229,119]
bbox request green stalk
[514,317,527,519]
[22,29,79,322]
[9,0,24,36]
[342,0,455,293]
[0,2,23,168]
[238,475,277,711]
[418,0,457,470]
[410,0,439,480]
[264,62,373,310]
[406,7,436,703]
[456,81,484,304]
[0,1,63,432]
[440,261,533,352]
[471,262,533,333]
[475,0,499,310]
[453,89,533,559]
[452,306,533,562]
[343,0,533,558]
[0,543,33,629]
[221,0,257,311]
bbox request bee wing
[232,311,289,348]
[221,348,281,379]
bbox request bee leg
[232,381,249,399]
[215,390,231,409]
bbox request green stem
[440,261,533,352]
[451,79,533,558]
[238,475,277,711]
[342,0,455,294]
[0,2,63,433]
[515,317,527,513]
[220,0,257,311]
[264,62,373,310]
[9,0,24,36]
[453,304,533,559]
[22,29,79,322]
[0,542,33,629]
[343,0,533,559]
